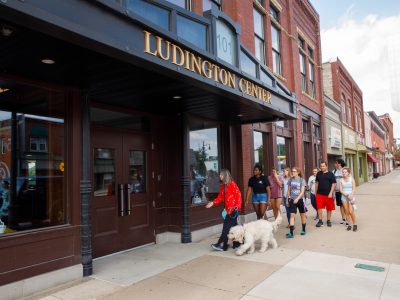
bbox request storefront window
[128,150,146,193]
[253,131,263,168]
[189,127,219,205]
[277,136,286,174]
[0,87,66,235]
[94,148,115,196]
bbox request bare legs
[253,203,268,219]
[270,198,282,219]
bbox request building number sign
[216,19,236,66]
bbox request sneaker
[316,220,324,227]
[353,225,358,232]
[286,232,294,238]
[347,225,352,231]
[300,230,306,235]
[340,219,346,225]
[211,243,224,251]
[327,220,332,227]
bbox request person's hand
[285,200,289,207]
[348,194,353,201]
[328,192,333,198]
[294,199,298,204]
[205,201,214,208]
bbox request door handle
[126,184,132,216]
[118,184,125,217]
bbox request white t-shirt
[333,168,343,192]
[308,175,316,194]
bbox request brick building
[379,113,395,172]
[323,58,368,185]
[368,111,386,176]
[0,0,324,296]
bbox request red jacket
[213,181,242,214]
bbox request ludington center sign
[144,31,272,104]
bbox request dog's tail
[272,211,282,232]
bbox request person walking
[268,168,283,220]
[315,162,336,227]
[282,167,291,226]
[339,167,358,232]
[245,164,271,220]
[333,159,347,225]
[285,167,307,238]
[308,167,319,220]
[206,169,242,251]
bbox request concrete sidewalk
[23,170,400,300]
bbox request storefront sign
[144,31,272,104]
[330,127,341,148]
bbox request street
[25,170,400,300]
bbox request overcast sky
[311,0,400,138]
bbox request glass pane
[165,0,186,8]
[128,150,146,193]
[254,36,265,63]
[203,0,211,11]
[271,25,280,51]
[240,50,256,77]
[189,128,219,204]
[127,0,170,31]
[276,136,286,174]
[177,15,207,51]
[253,131,263,168]
[273,51,281,74]
[0,87,66,234]
[253,8,264,38]
[276,120,284,127]
[94,148,115,197]
[216,19,237,66]
[308,62,314,81]
[260,69,273,86]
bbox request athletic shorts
[288,198,306,214]
[316,194,335,211]
[335,192,343,206]
[252,193,268,204]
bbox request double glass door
[91,128,154,258]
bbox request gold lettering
[245,80,251,95]
[251,83,259,98]
[238,78,245,92]
[171,44,184,66]
[227,72,236,88]
[218,69,228,85]
[190,53,202,75]
[184,50,191,70]
[156,36,170,60]
[212,64,219,82]
[144,31,157,56]
[201,60,212,78]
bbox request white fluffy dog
[227,212,282,256]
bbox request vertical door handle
[126,184,132,215]
[118,184,125,217]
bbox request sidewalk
[24,170,400,300]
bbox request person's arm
[205,185,223,208]
[328,174,336,198]
[295,185,306,204]
[275,175,283,188]
[245,187,253,205]
[339,179,344,195]
[286,185,291,206]
[349,178,356,202]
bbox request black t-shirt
[316,171,336,195]
[248,175,270,194]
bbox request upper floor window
[347,100,352,126]
[298,36,305,50]
[299,52,306,92]
[308,60,315,98]
[167,0,192,10]
[253,8,265,64]
[203,0,221,11]
[302,119,309,133]
[1,138,6,154]
[271,25,281,75]
[270,5,279,22]
[341,98,347,124]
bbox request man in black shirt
[315,162,336,227]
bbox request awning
[367,153,378,163]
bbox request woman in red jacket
[206,169,242,251]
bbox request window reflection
[253,131,263,168]
[94,148,115,197]
[0,87,65,234]
[177,15,207,51]
[277,136,287,174]
[127,0,170,30]
[128,150,146,193]
[189,128,219,205]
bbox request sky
[310,0,400,139]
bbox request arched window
[347,100,352,126]
[341,95,346,124]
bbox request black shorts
[289,198,306,214]
[335,192,342,206]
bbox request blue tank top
[341,178,353,201]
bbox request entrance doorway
[91,117,154,258]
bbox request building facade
[324,94,343,170]
[364,111,376,181]
[368,111,386,176]
[322,58,367,185]
[379,114,395,172]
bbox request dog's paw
[258,248,267,253]
[247,249,255,254]
[235,250,244,256]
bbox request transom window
[253,8,265,64]
[166,0,192,10]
